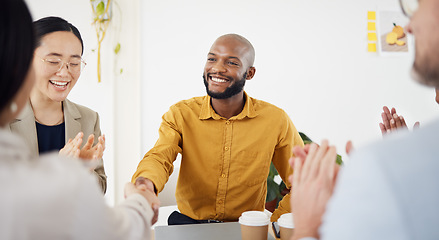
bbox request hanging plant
[90,0,112,82]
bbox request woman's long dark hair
[0,0,35,113]
[33,16,84,55]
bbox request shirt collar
[199,92,258,120]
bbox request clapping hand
[59,132,106,169]
[79,133,105,160]
[379,106,420,136]
[59,132,82,158]
[289,140,340,240]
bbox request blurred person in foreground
[0,0,159,239]
[290,0,439,239]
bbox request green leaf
[266,178,280,202]
[336,154,343,165]
[299,132,313,143]
[96,1,105,16]
[114,43,121,54]
[278,181,287,192]
[266,131,343,206]
[268,162,278,178]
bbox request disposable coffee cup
[277,213,294,240]
[239,211,270,240]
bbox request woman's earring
[10,102,17,113]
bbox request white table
[154,222,277,240]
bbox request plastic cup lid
[238,211,270,226]
[277,213,294,228]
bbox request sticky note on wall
[367,11,377,53]
[368,43,377,52]
[367,22,376,31]
[367,11,376,20]
[367,32,377,41]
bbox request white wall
[140,0,439,202]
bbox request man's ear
[246,67,256,80]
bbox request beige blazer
[8,99,107,193]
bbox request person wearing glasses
[289,0,439,239]
[8,16,107,193]
[0,0,159,238]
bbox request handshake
[126,177,161,225]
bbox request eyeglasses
[39,57,86,75]
[399,0,419,18]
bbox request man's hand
[290,140,339,240]
[135,177,156,193]
[124,182,160,225]
[134,177,158,224]
[379,106,419,136]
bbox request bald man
[132,34,304,224]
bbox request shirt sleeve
[73,160,154,240]
[271,112,304,222]
[107,194,154,240]
[320,150,408,240]
[131,106,182,192]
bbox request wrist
[135,177,158,194]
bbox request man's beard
[411,62,439,88]
[203,72,247,99]
[410,44,439,88]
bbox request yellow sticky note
[368,32,377,41]
[367,22,376,31]
[368,43,377,52]
[367,11,376,20]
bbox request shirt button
[218,200,223,204]
[224,147,229,151]
[226,121,230,125]
[221,174,226,178]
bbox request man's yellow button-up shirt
[132,92,304,222]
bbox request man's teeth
[50,80,68,86]
[211,77,227,83]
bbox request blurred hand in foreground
[290,140,340,240]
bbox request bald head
[212,34,255,67]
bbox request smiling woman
[7,16,108,193]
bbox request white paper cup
[239,211,270,240]
[277,213,294,240]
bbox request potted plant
[90,0,112,82]
[265,132,343,212]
